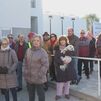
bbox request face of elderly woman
[1,39,9,48]
[32,37,41,48]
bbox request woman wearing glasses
[0,37,18,101]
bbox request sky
[42,0,101,18]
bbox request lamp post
[71,17,75,30]
[60,16,64,35]
[49,15,53,34]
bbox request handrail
[72,56,101,96]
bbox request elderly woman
[23,35,49,101]
[0,37,18,101]
[54,36,77,100]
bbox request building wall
[43,14,87,37]
[0,0,87,38]
[12,27,30,40]
[74,18,87,36]
[0,0,30,29]
[31,0,43,35]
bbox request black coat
[89,38,96,57]
[54,45,77,82]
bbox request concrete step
[49,81,101,101]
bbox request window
[31,0,36,8]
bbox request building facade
[0,0,87,39]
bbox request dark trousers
[89,60,94,71]
[49,56,56,80]
[27,83,45,101]
[89,55,95,71]
[16,61,23,89]
[1,88,17,101]
[44,72,48,91]
[78,59,89,77]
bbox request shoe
[90,69,93,74]
[1,89,5,95]
[51,77,56,81]
[44,86,48,91]
[43,83,48,91]
[87,75,90,79]
[70,80,76,85]
[16,87,22,92]
[65,95,70,99]
[76,77,82,85]
[82,67,85,74]
[50,78,54,81]
[55,96,61,100]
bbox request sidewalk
[70,69,101,101]
[50,63,101,101]
[0,85,85,101]
[0,63,101,101]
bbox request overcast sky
[42,0,101,18]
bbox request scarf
[50,39,57,47]
[59,45,66,51]
[1,45,10,51]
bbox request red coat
[78,37,90,57]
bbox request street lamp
[48,15,53,34]
[60,16,64,35]
[71,17,75,30]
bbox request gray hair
[31,35,43,46]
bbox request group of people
[0,27,101,101]
[42,28,101,100]
[0,33,49,101]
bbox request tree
[84,14,99,31]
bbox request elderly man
[77,30,90,79]
[67,27,80,84]
[15,34,28,91]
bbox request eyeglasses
[2,43,8,46]
[8,37,13,39]
[80,32,85,34]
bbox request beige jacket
[0,49,18,88]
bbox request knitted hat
[28,32,36,39]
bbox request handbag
[0,66,8,74]
[0,50,10,74]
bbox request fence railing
[72,56,101,96]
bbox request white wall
[31,0,43,35]
[0,0,87,37]
[74,18,87,37]
[43,15,87,37]
[0,0,30,29]
[93,22,101,37]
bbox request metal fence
[72,56,101,96]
